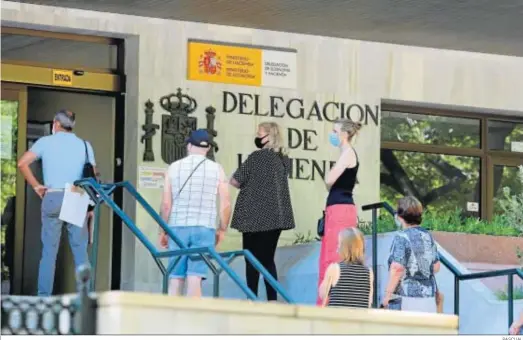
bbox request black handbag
[82,140,96,179]
[317,210,325,237]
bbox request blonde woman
[230,122,296,301]
[317,119,363,305]
[319,228,373,308]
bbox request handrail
[361,202,390,307]
[363,201,522,331]
[74,178,293,303]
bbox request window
[382,111,481,148]
[488,120,523,152]
[493,165,523,215]
[380,107,523,221]
[381,150,480,218]
[1,28,120,71]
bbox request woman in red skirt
[317,119,362,305]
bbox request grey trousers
[37,191,89,296]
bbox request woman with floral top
[382,196,441,313]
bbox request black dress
[231,148,296,301]
[231,149,295,233]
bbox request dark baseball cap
[186,129,210,148]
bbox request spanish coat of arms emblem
[160,88,218,164]
[199,49,222,75]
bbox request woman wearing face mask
[317,119,362,305]
[230,121,296,301]
[382,196,441,313]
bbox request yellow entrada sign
[52,69,73,86]
[187,40,297,89]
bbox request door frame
[486,154,523,220]
[1,81,125,294]
[1,63,122,93]
[1,83,28,295]
[1,26,126,292]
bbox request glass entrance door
[1,83,27,295]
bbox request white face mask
[51,123,56,135]
[394,214,403,229]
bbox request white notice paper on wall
[138,166,166,189]
[59,183,90,227]
[466,202,479,212]
[262,49,297,89]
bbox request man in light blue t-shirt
[18,110,96,296]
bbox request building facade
[1,1,522,294]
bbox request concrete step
[201,233,522,335]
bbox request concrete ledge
[98,291,295,317]
[96,291,458,334]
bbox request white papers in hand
[59,183,90,227]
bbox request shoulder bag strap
[352,146,359,164]
[173,158,206,201]
[83,140,89,163]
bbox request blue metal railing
[74,178,293,303]
[362,201,523,330]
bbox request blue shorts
[168,226,215,279]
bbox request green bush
[496,166,523,236]
[291,230,320,245]
[495,286,523,301]
[1,228,7,281]
[359,209,521,237]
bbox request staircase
[82,180,521,335]
[201,235,522,334]
[2,179,517,335]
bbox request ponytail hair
[335,119,362,142]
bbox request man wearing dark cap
[18,109,96,296]
[159,129,231,297]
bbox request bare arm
[319,263,340,303]
[384,262,405,304]
[86,142,99,179]
[17,151,43,193]
[433,261,441,274]
[510,312,523,334]
[229,177,240,189]
[160,170,172,227]
[512,312,523,329]
[218,166,232,231]
[325,148,356,189]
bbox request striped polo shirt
[167,154,221,229]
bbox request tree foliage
[1,100,18,281]
[380,112,523,220]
